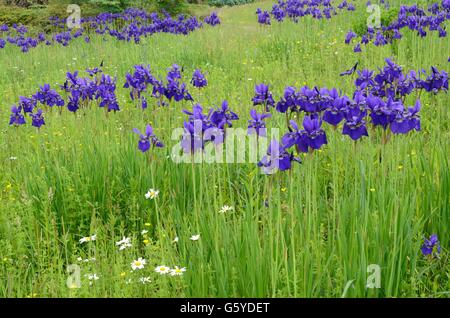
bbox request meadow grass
[0,1,449,297]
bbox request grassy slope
[0,1,449,297]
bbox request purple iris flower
[342,107,368,140]
[210,100,239,129]
[345,30,357,44]
[191,69,207,88]
[19,96,37,113]
[0,39,5,49]
[390,100,421,134]
[133,124,164,153]
[252,83,275,111]
[355,69,375,90]
[9,105,26,126]
[302,115,328,150]
[30,109,45,128]
[257,10,271,25]
[248,109,271,137]
[421,234,441,257]
[258,139,300,174]
[204,12,221,26]
[276,86,299,113]
[33,84,65,107]
[323,95,349,126]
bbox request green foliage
[155,0,186,15]
[0,0,449,298]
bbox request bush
[208,0,253,7]
[155,0,186,15]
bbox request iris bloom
[421,234,441,257]
[9,105,26,126]
[133,124,164,153]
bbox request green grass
[0,1,449,297]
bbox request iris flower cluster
[8,65,122,128]
[61,67,120,113]
[253,58,448,174]
[180,101,239,154]
[345,2,450,53]
[256,0,355,25]
[0,10,220,53]
[124,64,196,109]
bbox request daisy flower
[79,234,96,244]
[141,230,148,236]
[139,276,152,284]
[116,237,132,250]
[172,236,179,243]
[145,189,159,200]
[155,265,171,275]
[219,205,234,214]
[131,257,146,270]
[190,234,200,241]
[170,266,186,276]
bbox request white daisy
[141,230,148,236]
[155,265,171,275]
[190,234,200,241]
[219,205,234,214]
[9,156,17,161]
[131,257,146,270]
[116,237,132,250]
[88,273,99,281]
[76,257,83,262]
[79,234,96,244]
[139,276,152,284]
[145,189,159,200]
[172,236,179,243]
[170,266,186,276]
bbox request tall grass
[0,1,449,297]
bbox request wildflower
[131,257,146,270]
[219,205,234,214]
[421,234,441,257]
[87,273,99,281]
[248,109,271,136]
[258,139,300,174]
[155,265,171,275]
[345,30,357,44]
[252,83,275,111]
[141,230,148,236]
[191,69,207,88]
[190,234,200,241]
[133,124,164,153]
[145,189,159,200]
[172,236,179,243]
[30,109,45,129]
[79,234,97,244]
[116,237,132,250]
[170,266,186,276]
[139,277,152,284]
[204,12,221,26]
[342,107,369,141]
[9,105,26,126]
